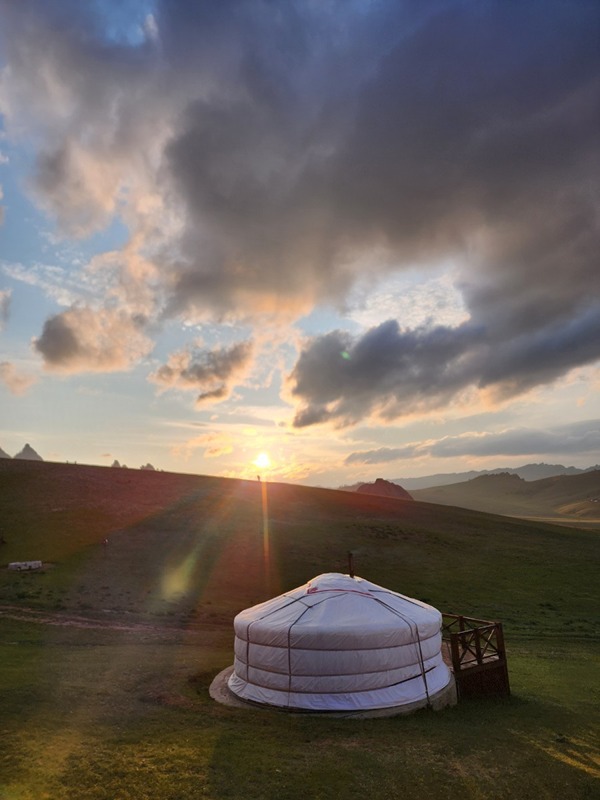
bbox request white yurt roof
[228,572,452,712]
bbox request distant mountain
[13,444,43,461]
[356,478,413,500]
[392,463,599,490]
[0,446,11,459]
[412,470,600,521]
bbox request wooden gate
[442,614,510,699]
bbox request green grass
[1,463,599,798]
[1,621,598,799]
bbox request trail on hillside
[0,604,222,640]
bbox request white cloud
[3,260,100,307]
[347,269,470,331]
[0,360,37,394]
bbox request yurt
[226,572,454,714]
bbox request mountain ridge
[394,463,600,489]
[340,462,599,492]
[411,469,600,522]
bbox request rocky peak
[356,478,413,500]
[14,443,43,461]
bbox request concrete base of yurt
[210,665,457,718]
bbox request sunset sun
[254,452,271,470]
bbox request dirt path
[0,604,220,640]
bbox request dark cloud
[34,314,81,365]
[169,0,600,333]
[149,340,254,405]
[289,319,481,427]
[1,0,599,399]
[346,419,600,464]
[325,1,600,342]
[289,308,600,427]
[33,307,152,372]
[478,306,600,397]
[160,0,600,341]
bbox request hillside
[1,459,599,800]
[1,459,598,638]
[412,470,600,524]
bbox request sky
[0,0,599,487]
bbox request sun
[254,451,271,470]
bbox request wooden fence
[441,614,510,699]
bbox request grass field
[1,461,599,799]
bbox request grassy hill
[412,470,600,525]
[1,460,599,799]
[1,459,598,636]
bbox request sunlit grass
[1,623,598,799]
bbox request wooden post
[474,628,483,666]
[495,622,511,696]
[450,633,461,674]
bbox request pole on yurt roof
[347,551,355,578]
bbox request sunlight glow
[254,451,271,470]
[161,553,197,600]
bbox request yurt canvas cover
[228,573,452,711]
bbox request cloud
[346,419,600,464]
[288,320,481,427]
[0,361,37,394]
[33,306,153,372]
[429,420,600,459]
[345,446,419,466]
[288,309,600,428]
[0,288,10,328]
[347,271,469,332]
[2,260,103,308]
[173,432,234,460]
[150,340,254,406]
[0,0,598,400]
